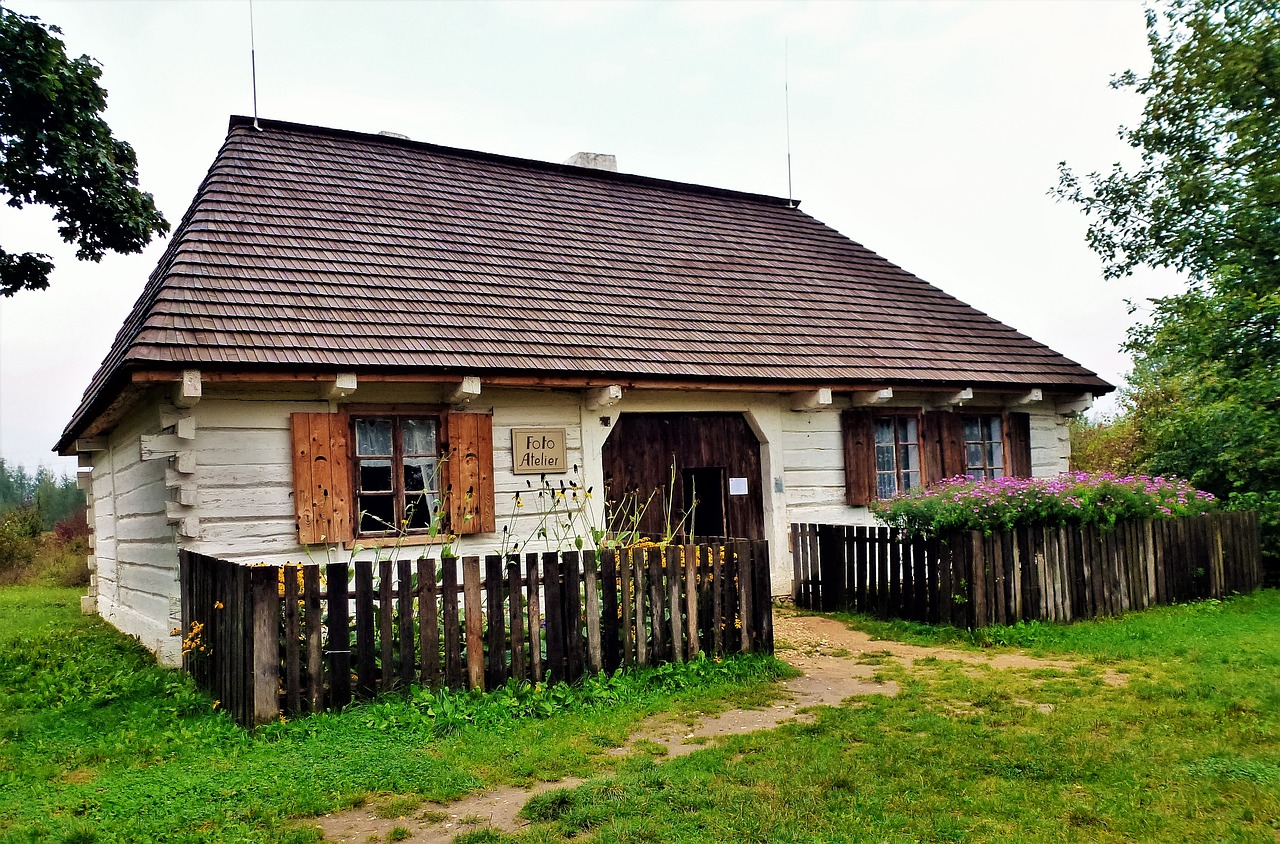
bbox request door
[601,412,764,541]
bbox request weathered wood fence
[180,541,772,727]
[792,511,1262,627]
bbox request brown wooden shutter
[1005,411,1033,478]
[446,411,496,534]
[921,411,945,485]
[939,412,967,479]
[290,412,353,546]
[842,408,876,506]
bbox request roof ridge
[226,115,800,210]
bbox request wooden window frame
[350,411,445,539]
[872,411,925,500]
[958,412,1005,480]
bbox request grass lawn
[0,587,786,843]
[3,588,1278,843]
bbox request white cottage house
[57,117,1111,663]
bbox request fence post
[463,556,484,691]
[250,566,280,727]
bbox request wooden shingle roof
[59,116,1110,448]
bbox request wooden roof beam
[1056,392,1094,417]
[587,384,623,409]
[848,388,893,406]
[445,375,482,406]
[325,373,358,400]
[789,388,832,412]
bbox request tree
[1056,0,1280,570]
[0,8,169,296]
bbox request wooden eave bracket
[75,437,107,453]
[1056,392,1094,417]
[160,408,196,439]
[936,387,974,409]
[173,369,201,409]
[789,388,832,412]
[587,384,623,410]
[849,388,893,407]
[446,375,482,406]
[325,373,358,400]
[1011,388,1044,406]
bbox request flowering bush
[870,472,1217,537]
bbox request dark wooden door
[601,413,764,541]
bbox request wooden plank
[600,548,620,673]
[805,524,820,610]
[634,546,648,666]
[877,528,892,618]
[397,559,414,687]
[854,526,869,615]
[303,565,323,712]
[991,532,1007,626]
[667,545,684,662]
[646,545,665,662]
[564,551,584,681]
[685,545,700,658]
[710,543,723,655]
[379,559,394,691]
[620,547,635,666]
[698,544,714,654]
[736,541,752,653]
[354,562,376,696]
[583,550,603,674]
[485,554,506,690]
[526,553,543,682]
[964,531,982,628]
[326,561,352,708]
[543,552,565,682]
[419,556,440,688]
[790,524,803,606]
[283,565,301,714]
[250,566,280,726]
[507,558,526,681]
[441,556,463,688]
[755,539,774,653]
[463,556,484,690]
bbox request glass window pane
[404,457,438,492]
[963,416,980,442]
[901,443,919,471]
[874,419,894,445]
[876,444,896,473]
[900,417,917,442]
[405,491,439,530]
[355,418,393,456]
[989,443,1004,469]
[359,459,392,492]
[402,419,438,455]
[877,472,897,499]
[903,471,920,490]
[987,416,1003,443]
[966,443,983,469]
[358,494,395,533]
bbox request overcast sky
[0,0,1181,474]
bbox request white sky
[0,0,1181,475]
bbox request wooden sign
[511,428,568,474]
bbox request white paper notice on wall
[728,477,748,496]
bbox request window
[352,416,441,535]
[874,416,921,499]
[962,414,1004,480]
[291,410,496,546]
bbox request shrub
[870,472,1217,537]
[0,505,41,576]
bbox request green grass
[5,589,1280,843]
[488,590,1280,843]
[0,588,787,843]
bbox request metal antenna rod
[249,0,261,130]
[785,38,793,207]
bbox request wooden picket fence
[792,511,1262,627]
[179,540,773,727]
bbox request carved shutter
[290,412,353,546]
[1005,411,1033,478]
[446,411,496,534]
[842,408,876,506]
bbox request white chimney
[563,152,617,172]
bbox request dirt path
[311,611,1123,843]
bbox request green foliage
[870,472,1216,537]
[0,8,169,295]
[0,458,85,529]
[1068,415,1142,475]
[1056,0,1280,573]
